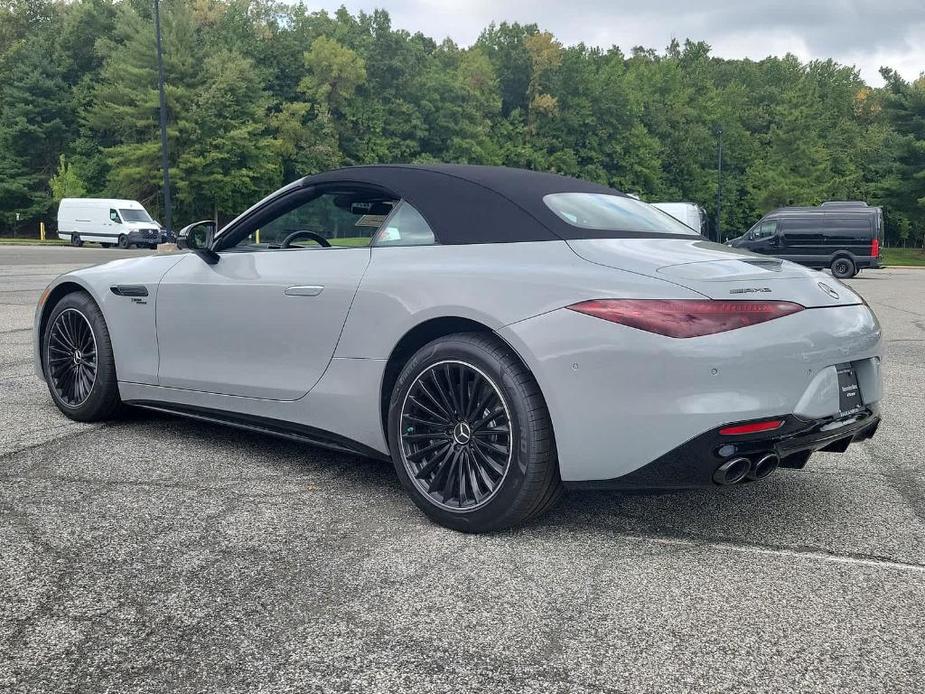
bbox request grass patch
[0,237,67,245]
[883,247,925,267]
[328,236,371,247]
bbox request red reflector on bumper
[719,420,785,436]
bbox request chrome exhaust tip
[713,457,751,485]
[747,453,780,481]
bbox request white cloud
[297,0,925,85]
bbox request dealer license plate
[836,363,863,417]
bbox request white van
[57,198,163,248]
[651,202,708,235]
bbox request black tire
[117,235,129,249]
[42,291,122,422]
[831,256,856,279]
[71,234,83,247]
[387,332,562,533]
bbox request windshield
[544,193,701,236]
[119,209,154,223]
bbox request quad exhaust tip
[713,457,751,485]
[747,453,780,481]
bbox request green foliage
[0,0,921,243]
[878,70,925,246]
[49,155,88,201]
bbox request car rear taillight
[567,299,805,338]
[871,237,879,257]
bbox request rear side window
[781,217,822,234]
[543,193,700,236]
[373,202,436,247]
[825,215,872,236]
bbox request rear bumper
[857,256,882,270]
[565,405,880,490]
[500,303,882,482]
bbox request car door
[743,220,780,255]
[779,216,823,265]
[154,186,392,400]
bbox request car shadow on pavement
[129,409,857,552]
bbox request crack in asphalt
[610,531,925,574]
[869,301,925,319]
[0,424,101,464]
[5,463,923,575]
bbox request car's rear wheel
[43,291,122,422]
[388,333,562,532]
[831,256,856,279]
[70,234,83,247]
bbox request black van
[728,202,883,279]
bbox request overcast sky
[303,0,924,85]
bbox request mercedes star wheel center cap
[453,421,472,446]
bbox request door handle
[284,285,324,297]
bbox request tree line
[1,0,923,244]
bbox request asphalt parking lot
[1,245,923,693]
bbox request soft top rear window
[543,193,700,236]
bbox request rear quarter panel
[334,241,705,359]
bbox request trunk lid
[567,238,863,307]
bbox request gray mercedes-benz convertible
[35,165,882,532]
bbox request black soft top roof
[302,164,693,245]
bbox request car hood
[567,238,863,308]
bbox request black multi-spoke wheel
[388,333,563,533]
[831,257,856,279]
[400,360,512,510]
[43,291,122,422]
[47,308,98,407]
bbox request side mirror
[176,220,219,264]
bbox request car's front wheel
[43,291,122,422]
[387,333,562,533]
[117,235,129,249]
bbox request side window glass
[110,209,121,223]
[373,202,436,247]
[230,191,397,250]
[758,221,777,238]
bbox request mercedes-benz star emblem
[452,422,472,446]
[818,282,840,300]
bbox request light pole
[154,0,172,235]
[715,127,724,243]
